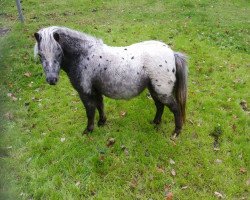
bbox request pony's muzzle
[46,75,58,85]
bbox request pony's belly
[100,79,148,100]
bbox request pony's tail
[174,52,188,124]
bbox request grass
[0,0,249,199]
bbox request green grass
[0,0,249,199]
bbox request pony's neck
[57,28,101,73]
[57,28,101,56]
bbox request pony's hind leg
[148,86,164,124]
[96,94,107,126]
[158,95,183,138]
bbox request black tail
[174,52,188,124]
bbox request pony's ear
[53,32,60,42]
[34,32,41,42]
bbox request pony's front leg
[80,94,96,135]
[96,94,107,126]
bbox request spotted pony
[34,26,188,138]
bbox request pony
[34,26,188,138]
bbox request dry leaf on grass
[119,111,126,117]
[156,165,165,173]
[240,167,247,174]
[107,138,115,147]
[4,112,14,120]
[215,159,222,164]
[24,72,32,77]
[171,169,176,176]
[214,191,224,199]
[240,100,247,111]
[7,93,17,101]
[169,158,175,165]
[181,186,188,190]
[165,192,173,200]
[75,181,80,187]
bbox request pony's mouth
[46,77,58,85]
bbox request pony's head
[34,28,63,85]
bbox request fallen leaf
[240,100,247,111]
[246,179,250,186]
[119,111,126,117]
[164,184,171,193]
[214,191,224,199]
[24,72,32,77]
[124,149,129,156]
[75,181,80,187]
[129,178,138,189]
[188,119,194,125]
[4,112,14,120]
[146,93,152,99]
[181,186,188,190]
[99,155,105,161]
[107,138,115,147]
[60,138,66,142]
[171,169,176,176]
[169,159,175,165]
[7,93,17,101]
[215,159,222,164]
[156,165,165,173]
[165,192,173,200]
[240,167,247,174]
[232,124,236,132]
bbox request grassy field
[0,0,249,199]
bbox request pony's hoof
[98,118,107,126]
[82,128,93,135]
[150,119,161,125]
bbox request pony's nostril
[46,77,58,85]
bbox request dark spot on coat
[84,66,87,69]
[100,56,102,58]
[98,63,101,67]
[137,72,139,75]
[106,59,109,61]
[142,66,145,68]
[155,79,158,82]
[122,57,124,60]
[87,57,90,60]
[172,68,175,73]
[124,48,127,50]
[165,60,167,63]
[159,65,162,67]
[163,45,166,47]
[104,67,107,70]
[131,56,134,59]
[157,85,161,87]
[167,69,169,72]
[92,55,95,58]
